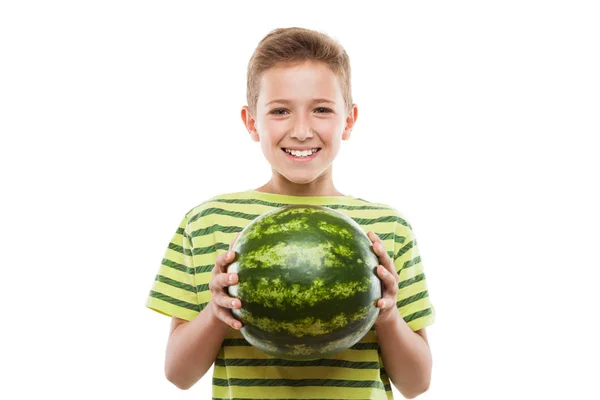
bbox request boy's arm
[368,231,433,398]
[376,316,432,399]
[164,235,242,390]
[165,307,230,390]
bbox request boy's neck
[254,181,345,197]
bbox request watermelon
[227,204,382,360]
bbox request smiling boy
[146,27,435,399]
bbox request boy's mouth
[281,147,322,161]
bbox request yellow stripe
[214,365,381,380]
[407,309,436,331]
[398,262,425,279]
[155,266,195,286]
[145,297,198,321]
[396,278,429,300]
[399,297,432,319]
[197,290,212,304]
[196,271,212,284]
[222,346,381,363]
[212,385,387,399]
[150,281,196,303]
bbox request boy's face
[241,60,357,188]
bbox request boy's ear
[241,106,260,142]
[342,104,358,141]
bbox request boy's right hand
[208,233,242,330]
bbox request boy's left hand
[368,231,400,326]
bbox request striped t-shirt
[146,189,435,399]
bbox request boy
[146,27,435,399]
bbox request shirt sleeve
[145,213,201,321]
[393,213,436,331]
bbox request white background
[1,1,599,399]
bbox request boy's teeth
[284,148,319,157]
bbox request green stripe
[400,255,422,270]
[404,307,433,323]
[188,206,404,228]
[191,224,391,241]
[398,273,426,289]
[189,207,261,224]
[148,290,199,312]
[195,264,215,274]
[212,397,354,400]
[203,197,391,211]
[396,290,429,308]
[168,241,192,256]
[197,283,209,292]
[393,234,406,243]
[377,232,394,241]
[212,377,385,389]
[349,342,379,350]
[162,258,194,275]
[214,358,380,369]
[221,339,379,350]
[155,275,196,293]
[212,398,357,400]
[394,240,413,260]
[175,227,193,242]
[353,215,406,226]
[212,398,358,400]
[193,242,229,255]
[191,224,242,238]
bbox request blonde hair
[246,27,353,116]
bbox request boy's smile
[241,60,358,195]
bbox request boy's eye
[269,108,332,115]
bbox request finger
[216,307,243,329]
[212,290,242,309]
[377,265,399,294]
[370,238,396,274]
[368,231,382,245]
[377,297,396,310]
[215,250,236,274]
[368,232,385,254]
[209,272,239,291]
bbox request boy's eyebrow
[265,98,336,106]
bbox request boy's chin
[278,172,324,185]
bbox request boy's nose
[290,123,314,140]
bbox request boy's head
[241,27,358,191]
[245,27,353,117]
